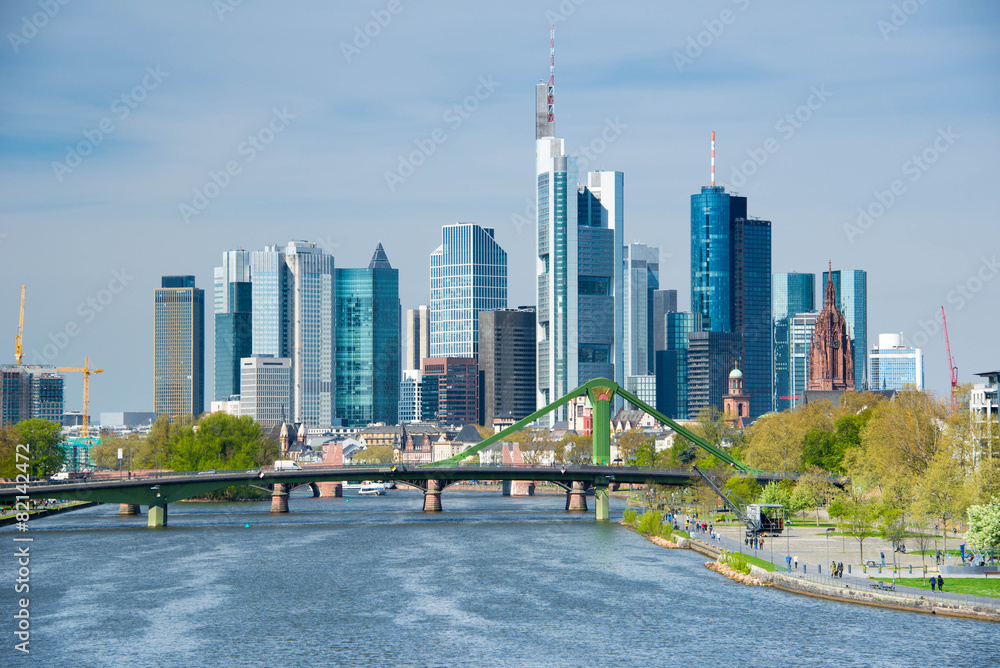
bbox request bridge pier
[423,479,443,512]
[316,482,343,498]
[566,481,588,512]
[594,486,610,521]
[148,504,167,527]
[119,503,141,516]
[308,482,320,498]
[271,483,289,513]
[503,480,535,496]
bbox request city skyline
[2,1,997,414]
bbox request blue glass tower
[214,250,251,402]
[731,217,772,419]
[822,269,868,391]
[772,272,815,412]
[429,223,507,359]
[655,311,703,419]
[336,243,400,426]
[690,186,746,333]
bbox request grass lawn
[910,549,963,557]
[741,552,775,572]
[670,529,690,539]
[871,577,1000,598]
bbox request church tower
[724,364,751,426]
[807,263,855,391]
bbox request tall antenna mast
[711,131,716,186]
[547,24,555,124]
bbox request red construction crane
[941,306,958,415]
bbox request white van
[50,472,70,481]
[273,460,301,471]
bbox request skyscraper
[251,241,334,428]
[239,355,291,426]
[336,243,400,427]
[0,366,64,426]
[429,223,507,359]
[822,268,868,390]
[790,312,819,407]
[623,242,660,376]
[214,250,251,402]
[686,331,741,419]
[655,311,702,419]
[772,273,815,411]
[869,333,924,390]
[404,305,429,372]
[153,276,205,417]
[652,289,678,352]
[690,185,747,333]
[422,357,478,426]
[479,307,536,426]
[731,217,772,419]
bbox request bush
[623,507,639,526]
[659,526,675,542]
[637,510,663,536]
[720,550,751,575]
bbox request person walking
[837,563,844,578]
[937,575,944,591]
[786,555,792,571]
[930,576,936,591]
[880,551,885,567]
[794,554,799,569]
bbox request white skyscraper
[240,356,292,426]
[251,241,335,428]
[623,242,660,377]
[868,333,924,391]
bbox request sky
[1,0,998,416]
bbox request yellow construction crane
[14,285,24,365]
[56,357,103,439]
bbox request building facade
[214,250,252,402]
[153,276,205,418]
[478,308,536,426]
[790,312,819,408]
[807,270,854,392]
[239,356,292,426]
[868,333,924,390]
[429,223,507,359]
[731,217,772,419]
[623,242,660,376]
[0,366,64,426]
[404,305,429,372]
[251,241,334,428]
[686,330,741,419]
[421,357,478,426]
[652,289,678,352]
[772,272,815,412]
[690,186,747,333]
[822,268,868,390]
[654,311,703,420]
[336,243,400,427]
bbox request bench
[869,581,895,592]
[984,571,1000,577]
[865,560,877,568]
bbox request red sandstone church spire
[807,263,855,391]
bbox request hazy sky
[1,0,998,415]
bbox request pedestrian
[930,576,936,591]
[794,554,799,569]
[837,563,844,578]
[831,560,836,575]
[937,575,944,591]
[880,551,885,567]
[760,537,765,550]
[786,555,792,570]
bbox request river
[2,489,997,667]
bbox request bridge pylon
[271,483,290,513]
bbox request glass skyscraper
[790,312,819,407]
[772,272,815,412]
[153,276,205,418]
[429,223,507,359]
[731,217,772,419]
[868,333,924,390]
[214,250,251,402]
[690,186,747,333]
[623,242,660,376]
[251,241,334,428]
[336,243,400,427]
[822,269,868,391]
[654,311,702,419]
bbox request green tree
[857,389,945,479]
[878,506,907,579]
[352,445,393,464]
[967,498,1000,550]
[745,401,835,473]
[914,446,965,555]
[838,485,880,566]
[166,413,276,472]
[0,425,23,479]
[556,433,591,465]
[616,427,650,464]
[724,475,761,505]
[792,467,836,525]
[13,419,66,478]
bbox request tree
[801,429,838,472]
[166,413,277,472]
[13,419,66,478]
[857,389,945,479]
[792,467,836,525]
[878,506,907,580]
[556,434,591,465]
[616,427,650,464]
[914,446,966,556]
[908,512,935,571]
[724,475,761,505]
[0,425,23,479]
[967,498,1000,551]
[837,484,880,565]
[352,445,393,464]
[744,401,835,473]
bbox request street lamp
[826,527,836,576]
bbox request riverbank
[0,501,100,526]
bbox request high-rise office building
[214,250,252,402]
[336,243,401,427]
[691,186,747,333]
[652,289,678,352]
[822,268,868,390]
[790,312,819,407]
[624,242,660,376]
[868,333,924,390]
[251,241,334,428]
[404,306,429,372]
[655,311,703,419]
[772,273,815,412]
[429,224,507,359]
[239,356,291,426]
[731,217,772,419]
[479,307,536,426]
[686,331,741,419]
[0,366,64,426]
[154,276,205,417]
[421,357,478,425]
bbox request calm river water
[2,489,997,667]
